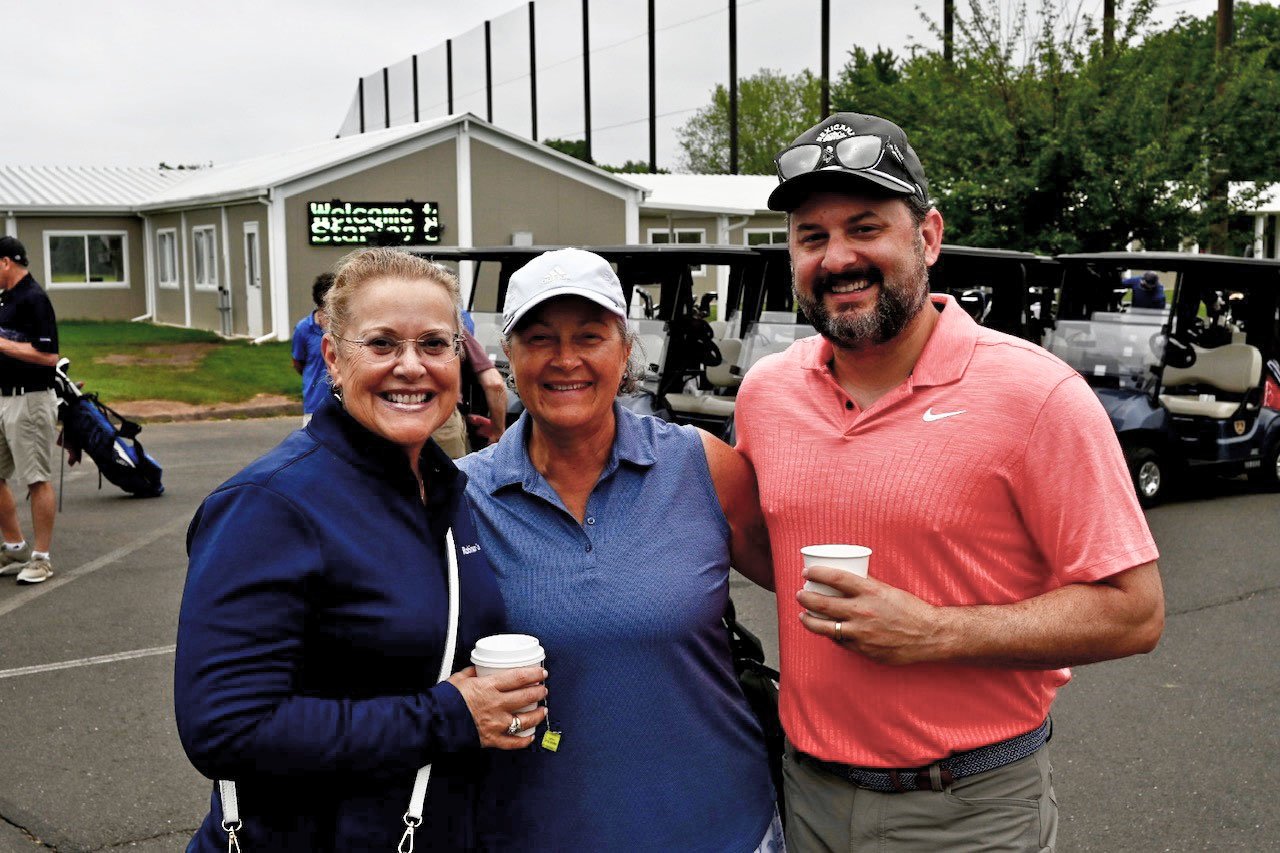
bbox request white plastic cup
[801,544,873,599]
[471,633,546,737]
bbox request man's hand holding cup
[796,545,948,666]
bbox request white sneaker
[16,557,53,584]
[0,543,32,576]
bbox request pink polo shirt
[736,295,1158,767]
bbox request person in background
[736,112,1165,851]
[433,329,507,459]
[176,248,546,850]
[1126,270,1167,309]
[0,236,61,585]
[291,272,335,425]
[458,248,782,852]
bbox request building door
[244,222,263,338]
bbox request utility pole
[944,0,954,64]
[582,0,593,164]
[1208,0,1234,254]
[1217,0,1234,52]
[648,0,657,173]
[529,2,538,141]
[729,0,738,174]
[821,0,830,117]
[1103,0,1115,56]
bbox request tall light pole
[1208,0,1234,254]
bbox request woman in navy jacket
[175,248,547,851]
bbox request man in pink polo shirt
[734,112,1165,851]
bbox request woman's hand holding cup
[449,664,548,749]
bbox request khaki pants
[0,390,58,484]
[433,407,469,459]
[783,743,1058,852]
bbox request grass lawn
[59,321,302,405]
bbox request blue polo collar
[484,402,659,498]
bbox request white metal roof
[0,165,180,212]
[140,117,462,208]
[626,173,780,216]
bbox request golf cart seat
[1159,343,1263,418]
[665,338,741,419]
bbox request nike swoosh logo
[923,408,966,422]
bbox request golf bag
[54,360,164,498]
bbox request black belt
[0,386,48,397]
[797,717,1052,793]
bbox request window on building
[44,232,129,289]
[157,229,178,288]
[647,228,706,276]
[192,226,218,289]
[745,228,787,246]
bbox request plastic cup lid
[800,544,872,559]
[471,633,545,667]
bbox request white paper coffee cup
[471,633,545,737]
[801,544,872,599]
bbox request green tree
[600,160,668,174]
[830,1,1279,254]
[676,68,823,174]
[542,137,592,164]
[542,139,669,174]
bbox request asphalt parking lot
[0,416,1276,851]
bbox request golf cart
[927,245,1058,343]
[418,244,763,431]
[1044,252,1280,506]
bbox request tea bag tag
[539,704,562,752]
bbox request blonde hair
[323,247,462,340]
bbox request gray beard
[796,244,930,349]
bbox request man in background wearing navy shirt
[0,237,62,584]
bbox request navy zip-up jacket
[175,395,505,851]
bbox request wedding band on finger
[506,715,522,736]
[833,621,843,644]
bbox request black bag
[723,596,785,827]
[58,392,164,498]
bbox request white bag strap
[218,779,241,852]
[218,528,462,853]
[398,528,460,852]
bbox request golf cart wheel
[1247,442,1280,492]
[1126,445,1167,508]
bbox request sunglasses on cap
[774,135,890,181]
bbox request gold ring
[506,715,522,736]
[834,621,843,643]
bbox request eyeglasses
[332,332,463,364]
[775,134,887,180]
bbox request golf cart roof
[1056,252,1280,272]
[420,244,759,265]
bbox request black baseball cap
[768,112,929,212]
[0,236,29,267]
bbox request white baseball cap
[501,248,627,335]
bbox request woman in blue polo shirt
[458,249,781,852]
[175,248,548,851]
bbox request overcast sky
[4,0,1224,171]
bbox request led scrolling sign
[308,200,441,246]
